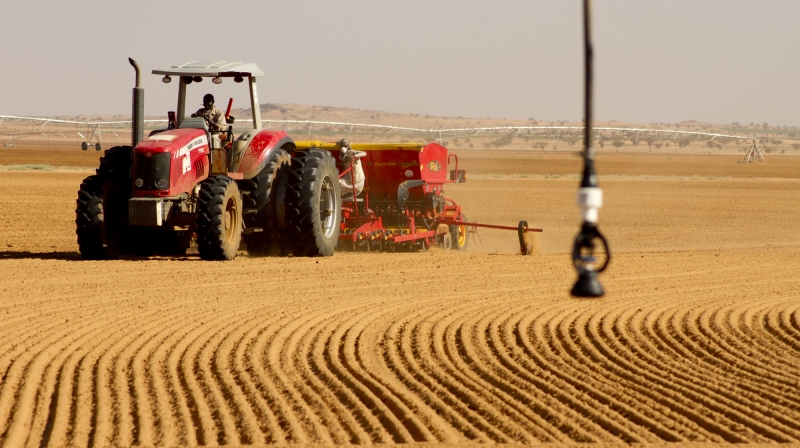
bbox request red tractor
[76,59,341,260]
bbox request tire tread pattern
[284,150,341,257]
[196,175,240,260]
[240,149,291,256]
[75,146,132,259]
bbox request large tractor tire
[450,212,469,251]
[240,148,291,256]
[196,175,242,260]
[285,149,341,257]
[75,146,132,259]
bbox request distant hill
[47,103,798,138]
[24,104,800,155]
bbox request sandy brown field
[0,149,799,447]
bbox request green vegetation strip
[0,165,93,172]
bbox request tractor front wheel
[450,213,469,251]
[75,146,132,259]
[285,149,341,256]
[76,176,127,259]
[197,175,242,260]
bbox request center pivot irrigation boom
[571,0,611,297]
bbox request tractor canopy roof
[152,61,263,77]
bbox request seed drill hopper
[294,140,542,253]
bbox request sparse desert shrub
[792,143,800,151]
[611,141,625,148]
[677,139,691,148]
[764,147,773,154]
[771,139,783,146]
[654,143,663,150]
[490,134,514,148]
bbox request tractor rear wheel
[285,149,341,256]
[75,146,132,259]
[196,175,242,260]
[450,213,469,251]
[240,148,291,256]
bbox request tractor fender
[236,129,295,179]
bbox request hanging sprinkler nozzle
[571,0,611,298]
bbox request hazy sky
[1,1,797,126]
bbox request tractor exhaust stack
[129,58,144,149]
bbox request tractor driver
[191,94,228,134]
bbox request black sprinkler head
[571,269,604,298]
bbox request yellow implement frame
[294,140,424,152]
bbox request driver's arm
[209,108,227,133]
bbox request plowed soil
[1,150,799,447]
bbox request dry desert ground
[0,145,799,447]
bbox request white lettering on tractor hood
[147,134,177,142]
[175,136,208,159]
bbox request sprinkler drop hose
[571,0,611,298]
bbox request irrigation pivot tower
[738,138,766,164]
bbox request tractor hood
[132,128,209,197]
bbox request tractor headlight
[134,178,144,188]
[154,178,167,189]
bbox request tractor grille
[133,152,170,190]
[129,198,171,226]
[193,157,206,181]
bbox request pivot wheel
[197,175,242,260]
[285,149,342,256]
[450,212,469,251]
